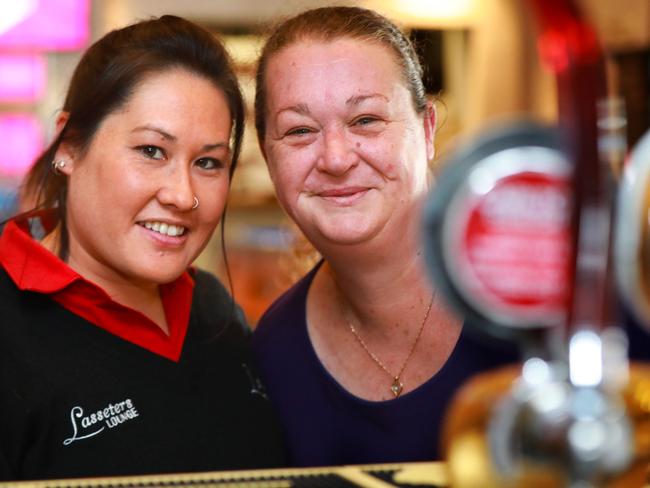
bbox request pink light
[0,0,90,51]
[0,54,46,102]
[0,114,43,177]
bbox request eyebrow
[275,103,311,117]
[132,125,230,153]
[133,125,176,141]
[203,142,231,153]
[346,93,389,106]
[276,94,388,116]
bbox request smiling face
[57,69,232,288]
[262,38,434,251]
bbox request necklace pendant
[390,377,403,397]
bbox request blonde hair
[254,6,427,143]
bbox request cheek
[381,130,426,178]
[266,165,302,215]
[268,155,303,193]
[199,181,230,221]
[88,157,149,205]
[271,172,297,206]
[384,163,397,175]
[266,143,318,200]
[67,165,114,215]
[358,141,403,179]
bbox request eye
[285,127,314,137]
[353,116,379,126]
[136,145,165,160]
[195,157,224,171]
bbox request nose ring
[192,196,199,210]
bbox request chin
[317,226,380,247]
[126,263,189,286]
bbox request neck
[40,224,62,258]
[66,245,168,335]
[304,197,464,400]
[317,211,433,329]
[38,223,169,334]
[325,255,432,322]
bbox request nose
[316,129,359,176]
[156,162,196,211]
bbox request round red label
[453,172,572,326]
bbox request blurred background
[0,0,648,325]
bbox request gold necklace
[344,294,435,398]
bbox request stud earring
[51,159,67,175]
[192,196,199,210]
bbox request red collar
[0,216,193,362]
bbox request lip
[137,217,190,227]
[316,186,370,204]
[136,220,190,247]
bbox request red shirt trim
[0,217,193,362]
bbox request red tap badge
[423,123,573,339]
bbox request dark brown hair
[254,6,427,143]
[23,15,244,259]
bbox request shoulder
[622,309,650,361]
[447,323,520,373]
[0,269,20,341]
[0,267,36,316]
[253,263,320,342]
[189,268,251,343]
[192,267,233,306]
[0,267,18,297]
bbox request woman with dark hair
[252,6,518,466]
[0,15,284,481]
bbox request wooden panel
[581,0,650,51]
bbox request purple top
[252,264,520,467]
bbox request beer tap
[422,0,650,485]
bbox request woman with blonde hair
[252,6,518,466]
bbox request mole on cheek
[356,142,361,148]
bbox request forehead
[89,68,232,147]
[264,38,405,105]
[98,69,231,136]
[121,69,223,111]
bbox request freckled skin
[263,39,434,251]
[60,69,233,291]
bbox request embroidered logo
[242,363,268,399]
[63,398,139,446]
